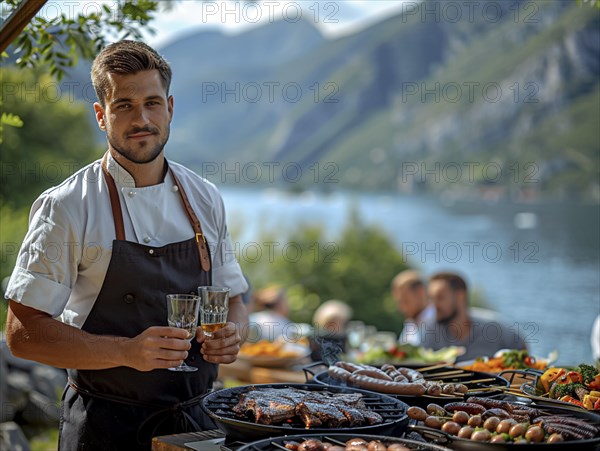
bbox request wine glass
[166,294,200,372]
[198,286,230,338]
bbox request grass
[30,429,59,451]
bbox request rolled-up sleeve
[4,195,81,317]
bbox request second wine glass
[198,286,230,338]
[166,294,200,372]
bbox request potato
[426,403,446,416]
[407,406,428,421]
[490,434,506,443]
[483,416,500,432]
[457,426,474,438]
[367,441,387,451]
[495,419,517,434]
[508,423,527,438]
[441,421,461,435]
[525,425,545,443]
[424,416,443,429]
[452,411,470,424]
[470,429,492,441]
[467,415,482,427]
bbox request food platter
[310,362,510,408]
[238,341,312,368]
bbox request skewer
[417,363,450,372]
[425,372,475,380]
[461,378,497,384]
[424,369,474,378]
[465,385,509,393]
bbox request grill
[308,364,510,407]
[236,433,452,451]
[200,383,409,442]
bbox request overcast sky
[138,1,408,47]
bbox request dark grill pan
[308,364,509,408]
[200,383,409,442]
[237,433,452,451]
[408,402,600,451]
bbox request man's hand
[123,326,191,372]
[196,322,241,364]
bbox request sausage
[328,365,352,382]
[381,364,405,381]
[397,367,425,382]
[443,402,486,415]
[347,374,427,395]
[465,396,515,413]
[335,361,363,373]
[352,367,393,381]
[482,408,511,419]
[536,417,598,438]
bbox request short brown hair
[392,270,424,291]
[430,272,468,293]
[91,40,172,106]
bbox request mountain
[156,0,598,200]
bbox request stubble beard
[108,126,170,164]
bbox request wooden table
[152,429,226,450]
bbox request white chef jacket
[5,153,248,328]
[398,303,436,346]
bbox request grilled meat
[232,387,383,429]
[296,401,348,428]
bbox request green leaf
[1,113,24,128]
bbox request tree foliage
[240,212,409,333]
[0,67,101,209]
[1,0,167,80]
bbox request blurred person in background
[421,272,526,362]
[591,314,600,362]
[391,269,435,346]
[311,299,353,362]
[248,285,292,342]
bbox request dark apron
[58,158,217,450]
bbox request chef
[4,40,249,450]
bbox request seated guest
[248,285,292,342]
[421,272,526,362]
[391,269,435,345]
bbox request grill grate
[203,385,406,428]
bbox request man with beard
[420,272,526,362]
[5,41,248,450]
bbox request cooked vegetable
[578,363,598,384]
[539,367,566,392]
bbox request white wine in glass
[198,286,230,338]
[166,294,200,372]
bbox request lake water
[222,188,600,366]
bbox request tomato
[594,399,600,410]
[559,396,584,407]
[524,356,535,366]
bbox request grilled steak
[296,401,348,427]
[232,388,383,429]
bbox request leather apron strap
[101,153,211,271]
